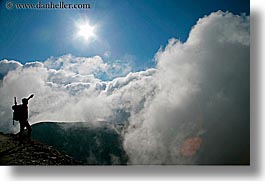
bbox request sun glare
[76,21,96,41]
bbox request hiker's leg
[25,121,32,141]
[19,121,25,143]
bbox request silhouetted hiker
[12,94,34,145]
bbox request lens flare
[181,137,203,156]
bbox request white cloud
[24,61,44,68]
[0,59,22,77]
[44,54,108,75]
[0,11,249,164]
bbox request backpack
[12,105,21,121]
[12,97,21,122]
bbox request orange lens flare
[181,137,203,156]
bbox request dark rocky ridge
[0,132,80,165]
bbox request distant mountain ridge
[31,121,128,165]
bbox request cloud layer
[0,11,249,164]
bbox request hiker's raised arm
[27,94,34,100]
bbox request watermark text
[6,1,91,10]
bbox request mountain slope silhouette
[31,122,128,165]
[0,132,80,165]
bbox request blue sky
[0,0,249,70]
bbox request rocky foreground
[0,132,80,165]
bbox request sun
[76,20,96,41]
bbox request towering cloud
[0,11,249,164]
[123,11,249,164]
